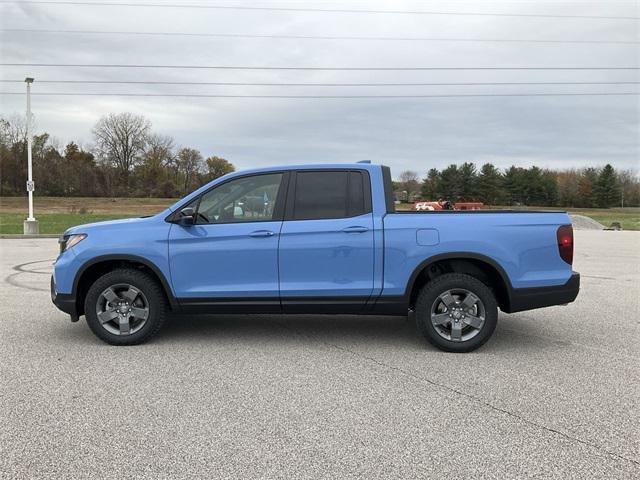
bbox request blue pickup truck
[52,162,579,352]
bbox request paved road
[1,231,638,479]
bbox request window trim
[166,171,290,225]
[283,169,372,222]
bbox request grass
[1,196,639,233]
[0,196,175,215]
[565,208,640,231]
[0,196,176,234]
[0,213,126,234]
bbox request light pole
[23,77,39,235]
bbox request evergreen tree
[593,164,621,207]
[503,166,527,205]
[540,169,559,206]
[438,164,461,201]
[458,162,478,200]
[525,166,556,206]
[477,163,504,205]
[420,168,440,199]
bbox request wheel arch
[405,252,513,312]
[73,254,178,316]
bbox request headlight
[59,234,87,254]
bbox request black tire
[84,268,167,345]
[415,273,498,353]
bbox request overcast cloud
[0,0,638,176]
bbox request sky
[0,0,639,177]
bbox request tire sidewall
[84,269,166,345]
[416,273,498,353]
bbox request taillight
[557,224,574,265]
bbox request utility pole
[23,77,39,235]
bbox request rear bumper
[51,275,78,318]
[507,272,580,313]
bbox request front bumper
[51,275,78,320]
[507,272,580,313]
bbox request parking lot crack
[269,318,640,468]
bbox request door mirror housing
[178,207,196,226]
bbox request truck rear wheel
[415,273,498,353]
[84,268,167,345]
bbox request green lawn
[567,209,640,230]
[0,213,126,234]
[512,207,640,230]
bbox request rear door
[278,170,375,313]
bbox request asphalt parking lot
[1,231,638,479]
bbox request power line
[0,92,636,98]
[2,63,638,71]
[1,80,639,87]
[1,28,637,45]
[1,1,638,20]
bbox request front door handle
[249,230,276,238]
[342,226,369,234]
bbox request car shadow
[151,312,552,353]
[50,310,554,353]
[159,313,419,347]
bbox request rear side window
[292,170,369,220]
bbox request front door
[278,170,375,313]
[169,172,287,311]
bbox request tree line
[0,112,235,198]
[1,112,638,207]
[395,162,639,208]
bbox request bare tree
[616,169,638,208]
[143,133,175,169]
[0,115,27,147]
[397,170,421,201]
[137,134,175,196]
[92,112,151,179]
[0,115,30,194]
[176,147,205,194]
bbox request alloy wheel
[430,288,486,342]
[95,283,150,336]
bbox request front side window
[196,173,283,224]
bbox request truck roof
[227,162,380,176]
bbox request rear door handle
[249,230,276,238]
[342,226,369,234]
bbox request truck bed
[382,210,573,294]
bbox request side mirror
[178,207,196,226]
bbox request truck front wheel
[84,268,167,345]
[415,273,498,353]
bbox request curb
[0,234,60,239]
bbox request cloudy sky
[1,0,638,176]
